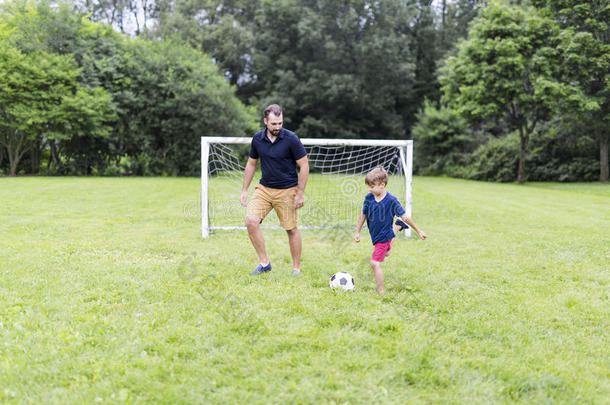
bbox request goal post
[201,136,413,239]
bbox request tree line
[0,0,607,181]
[0,0,256,176]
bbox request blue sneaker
[395,218,409,231]
[250,263,272,275]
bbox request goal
[201,137,413,238]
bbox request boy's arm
[354,213,366,242]
[400,214,427,240]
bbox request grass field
[0,176,608,404]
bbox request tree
[436,0,485,55]
[440,1,587,183]
[1,0,120,174]
[154,0,437,140]
[406,1,443,121]
[0,43,114,175]
[1,0,255,175]
[411,100,473,175]
[72,0,157,36]
[531,0,609,181]
[245,0,419,139]
[155,0,260,86]
[114,38,257,175]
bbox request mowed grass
[0,176,608,404]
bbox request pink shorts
[372,239,393,262]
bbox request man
[240,104,309,275]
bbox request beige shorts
[247,184,298,230]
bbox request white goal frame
[201,137,413,238]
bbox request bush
[412,102,476,175]
[526,123,598,181]
[413,116,598,182]
[467,133,520,182]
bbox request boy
[354,167,426,293]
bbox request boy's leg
[385,238,395,257]
[370,260,384,293]
[394,218,409,236]
[371,241,391,292]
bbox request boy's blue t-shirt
[248,128,307,189]
[362,192,406,245]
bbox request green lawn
[0,177,608,404]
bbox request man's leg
[246,185,273,274]
[246,216,269,266]
[274,186,301,274]
[286,227,302,271]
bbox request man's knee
[286,227,299,236]
[245,216,262,229]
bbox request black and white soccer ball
[329,272,355,291]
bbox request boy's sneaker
[250,263,271,275]
[292,269,302,275]
[395,218,409,231]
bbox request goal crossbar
[201,136,411,147]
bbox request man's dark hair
[264,104,282,118]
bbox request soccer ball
[329,272,355,291]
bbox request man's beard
[267,127,280,136]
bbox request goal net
[201,137,413,238]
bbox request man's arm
[240,157,258,207]
[294,156,309,208]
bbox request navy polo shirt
[362,192,406,244]
[249,128,307,189]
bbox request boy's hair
[365,166,388,186]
